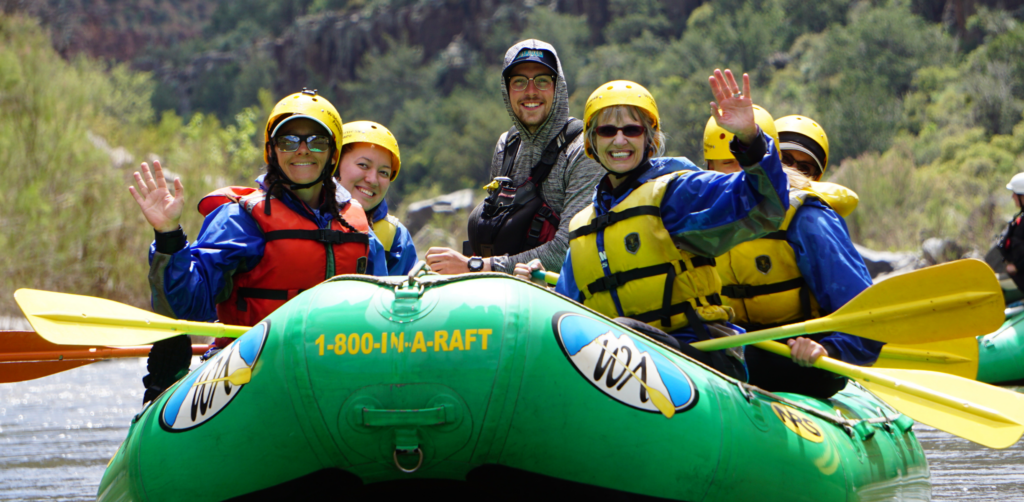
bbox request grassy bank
[0,15,262,315]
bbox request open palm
[128,161,184,233]
[708,69,757,144]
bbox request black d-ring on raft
[393,448,424,473]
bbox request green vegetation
[5,1,1024,313]
[0,15,262,314]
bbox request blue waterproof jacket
[148,175,388,323]
[778,198,883,365]
[369,199,418,276]
[556,130,790,343]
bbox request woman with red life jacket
[336,121,417,275]
[129,89,386,403]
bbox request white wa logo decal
[161,322,268,431]
[554,312,697,414]
[578,332,662,407]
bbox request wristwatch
[468,256,485,272]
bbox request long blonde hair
[784,166,811,190]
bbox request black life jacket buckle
[317,229,343,244]
[591,213,612,231]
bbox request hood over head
[500,39,571,152]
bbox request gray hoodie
[488,40,605,273]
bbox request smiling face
[507,62,555,133]
[337,142,393,212]
[274,118,332,185]
[594,107,646,179]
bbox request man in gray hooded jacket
[426,39,605,274]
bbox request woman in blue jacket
[129,89,387,403]
[517,70,790,379]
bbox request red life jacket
[197,186,370,327]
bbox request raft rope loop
[735,379,907,440]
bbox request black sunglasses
[782,152,820,177]
[595,125,645,138]
[274,134,332,153]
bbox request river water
[1,331,1022,500]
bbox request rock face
[404,188,475,236]
[920,237,968,265]
[263,1,618,104]
[854,244,923,279]
[856,238,1002,283]
[12,0,624,116]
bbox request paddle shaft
[693,291,995,351]
[33,312,249,338]
[877,345,973,364]
[531,270,559,286]
[0,345,208,363]
[754,340,1013,425]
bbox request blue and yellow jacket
[369,199,417,276]
[716,183,882,366]
[556,130,789,344]
[148,175,388,323]
[742,196,881,365]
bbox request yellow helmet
[264,88,344,168]
[341,121,402,181]
[703,105,780,162]
[583,80,661,158]
[775,115,829,178]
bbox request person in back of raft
[424,40,605,276]
[705,112,882,399]
[129,89,387,404]
[336,121,417,275]
[515,71,790,381]
[998,173,1024,293]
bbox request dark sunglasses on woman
[274,134,331,153]
[595,125,645,138]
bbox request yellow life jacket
[373,214,400,253]
[568,172,732,332]
[716,185,855,330]
[809,181,858,218]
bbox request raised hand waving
[128,160,184,233]
[708,69,757,145]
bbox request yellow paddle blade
[820,259,1002,345]
[194,367,252,387]
[859,368,1024,449]
[693,259,1003,352]
[15,289,248,346]
[754,340,1024,449]
[874,337,980,379]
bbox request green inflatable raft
[97,274,929,501]
[876,303,1024,385]
[977,306,1024,384]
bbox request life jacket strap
[586,256,716,295]
[264,229,369,245]
[235,287,304,311]
[631,293,724,327]
[569,205,661,240]
[679,302,711,341]
[721,276,806,299]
